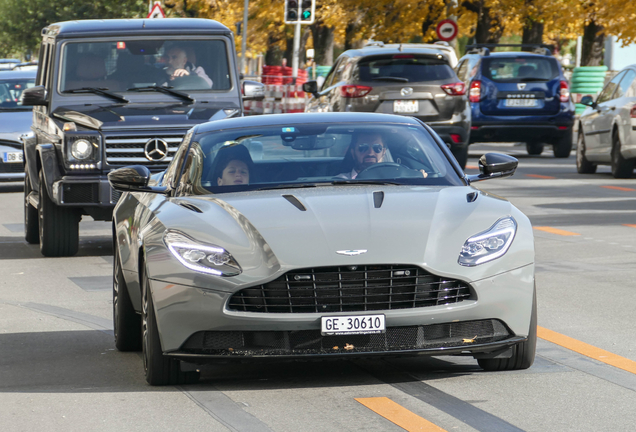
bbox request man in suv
[303,42,471,167]
[21,19,263,257]
[456,44,575,157]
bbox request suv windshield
[175,122,464,196]
[355,55,454,82]
[482,57,559,82]
[0,77,35,109]
[59,38,230,93]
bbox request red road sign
[436,19,458,42]
[147,2,166,19]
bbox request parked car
[0,59,20,70]
[0,69,36,182]
[109,112,536,385]
[303,42,471,168]
[577,65,636,178]
[11,61,38,71]
[456,44,575,157]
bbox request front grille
[179,319,513,356]
[104,134,183,165]
[228,265,472,313]
[0,161,25,174]
[62,183,99,204]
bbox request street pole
[291,21,301,83]
[241,0,249,75]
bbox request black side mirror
[466,153,518,183]
[242,80,265,101]
[580,95,596,107]
[20,85,48,106]
[108,165,167,194]
[303,81,319,96]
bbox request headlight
[458,217,516,266]
[163,230,241,276]
[71,139,93,160]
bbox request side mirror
[20,85,48,106]
[580,95,595,107]
[302,81,319,96]
[108,165,167,194]
[466,153,518,183]
[242,80,265,101]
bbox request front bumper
[470,124,572,144]
[149,263,535,358]
[51,175,119,207]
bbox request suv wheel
[526,142,544,156]
[611,131,635,178]
[24,170,39,244]
[38,171,81,257]
[451,145,468,169]
[553,129,573,158]
[576,130,596,174]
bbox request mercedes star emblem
[144,138,169,161]
[336,250,368,256]
[400,87,414,96]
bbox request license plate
[321,314,386,336]
[2,151,23,163]
[394,100,419,113]
[504,98,539,107]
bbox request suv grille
[228,265,472,313]
[104,134,183,165]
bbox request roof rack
[364,40,385,48]
[466,44,554,56]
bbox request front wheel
[24,171,39,244]
[611,132,635,178]
[526,142,544,156]
[553,129,573,158]
[114,244,142,351]
[38,171,80,257]
[576,130,596,174]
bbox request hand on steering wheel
[355,162,427,180]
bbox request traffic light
[284,0,299,24]
[300,0,315,24]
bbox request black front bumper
[470,124,572,144]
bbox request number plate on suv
[321,314,386,336]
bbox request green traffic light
[302,10,311,20]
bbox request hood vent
[176,201,203,213]
[282,194,306,211]
[466,192,479,203]
[373,191,384,208]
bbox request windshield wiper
[372,76,409,82]
[127,85,194,103]
[331,180,402,186]
[518,77,548,82]
[255,183,320,191]
[66,87,128,103]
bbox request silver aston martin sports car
[108,112,536,386]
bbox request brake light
[441,82,466,96]
[450,134,462,143]
[559,80,570,103]
[392,54,415,59]
[340,85,373,98]
[469,80,481,103]
[630,105,636,118]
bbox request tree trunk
[265,34,284,66]
[345,22,365,50]
[522,20,544,45]
[581,19,604,66]
[311,23,335,66]
[284,28,311,68]
[462,1,504,44]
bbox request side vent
[373,191,384,208]
[177,201,203,213]
[283,194,306,211]
[466,192,479,203]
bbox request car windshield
[355,55,454,82]
[0,77,36,109]
[59,38,231,93]
[482,57,559,82]
[174,122,464,195]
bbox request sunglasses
[356,143,384,153]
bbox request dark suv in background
[303,42,471,167]
[456,44,575,158]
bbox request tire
[552,128,573,158]
[38,171,81,257]
[576,130,597,174]
[113,243,142,351]
[478,287,537,371]
[526,142,544,155]
[611,131,635,178]
[24,171,39,244]
[141,266,199,386]
[451,145,468,169]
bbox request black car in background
[303,42,471,168]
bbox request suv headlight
[458,217,516,266]
[64,133,102,169]
[71,139,93,160]
[163,230,241,276]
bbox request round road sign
[436,19,458,42]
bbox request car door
[597,71,629,153]
[601,69,636,155]
[583,71,624,156]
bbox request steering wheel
[355,162,423,180]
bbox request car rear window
[355,55,455,82]
[482,57,559,82]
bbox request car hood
[52,103,236,130]
[0,110,33,142]
[163,185,534,283]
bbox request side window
[176,141,207,196]
[456,59,468,82]
[597,71,625,104]
[615,69,636,99]
[332,57,348,84]
[321,58,343,90]
[37,43,51,88]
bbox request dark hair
[210,144,254,182]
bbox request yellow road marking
[533,226,580,236]
[465,165,479,170]
[624,224,636,229]
[356,397,447,432]
[538,327,636,375]
[601,185,635,192]
[526,174,555,179]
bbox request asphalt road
[1,143,635,432]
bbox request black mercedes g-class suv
[21,19,263,257]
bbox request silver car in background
[578,64,636,178]
[108,113,536,385]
